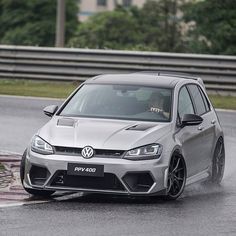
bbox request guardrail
[0,45,236,92]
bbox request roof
[86,72,201,88]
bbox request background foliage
[69,0,185,52]
[0,0,78,46]
[183,0,236,55]
[0,0,235,55]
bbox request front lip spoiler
[44,186,167,197]
[45,186,129,195]
[24,180,166,196]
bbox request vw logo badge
[81,146,94,159]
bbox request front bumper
[23,149,169,196]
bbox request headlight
[31,136,54,155]
[124,144,162,160]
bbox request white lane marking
[0,192,83,208]
[0,150,21,155]
[0,200,51,208]
[216,108,236,113]
[0,202,24,208]
[0,94,63,101]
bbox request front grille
[54,146,124,158]
[95,149,124,157]
[55,146,82,155]
[50,171,126,191]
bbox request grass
[0,79,79,99]
[208,94,236,110]
[0,79,235,110]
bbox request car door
[187,84,216,172]
[176,85,209,177]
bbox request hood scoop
[57,118,75,127]
[126,123,156,131]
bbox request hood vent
[57,118,75,127]
[126,124,156,131]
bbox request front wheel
[210,138,225,184]
[164,153,187,201]
[20,149,55,198]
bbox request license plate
[67,163,104,177]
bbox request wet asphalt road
[0,95,62,154]
[0,95,236,236]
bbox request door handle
[198,126,204,131]
[211,119,216,125]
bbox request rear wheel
[164,153,186,200]
[20,149,55,197]
[210,138,225,184]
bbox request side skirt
[186,169,210,186]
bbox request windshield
[59,84,172,122]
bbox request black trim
[50,171,126,191]
[122,171,155,192]
[177,85,196,118]
[54,146,125,158]
[186,85,197,115]
[187,83,211,116]
[197,85,211,112]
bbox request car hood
[38,116,172,150]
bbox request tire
[20,149,55,197]
[163,153,187,201]
[210,137,225,184]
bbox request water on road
[0,95,236,236]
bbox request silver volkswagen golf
[20,72,225,200]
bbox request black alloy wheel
[211,138,225,184]
[165,153,186,200]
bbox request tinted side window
[187,85,206,115]
[198,87,210,112]
[178,86,195,118]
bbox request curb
[0,152,29,202]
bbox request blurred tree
[0,0,78,46]
[139,0,184,52]
[183,0,236,55]
[68,8,141,50]
[69,0,185,52]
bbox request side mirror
[43,105,58,117]
[181,114,203,127]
